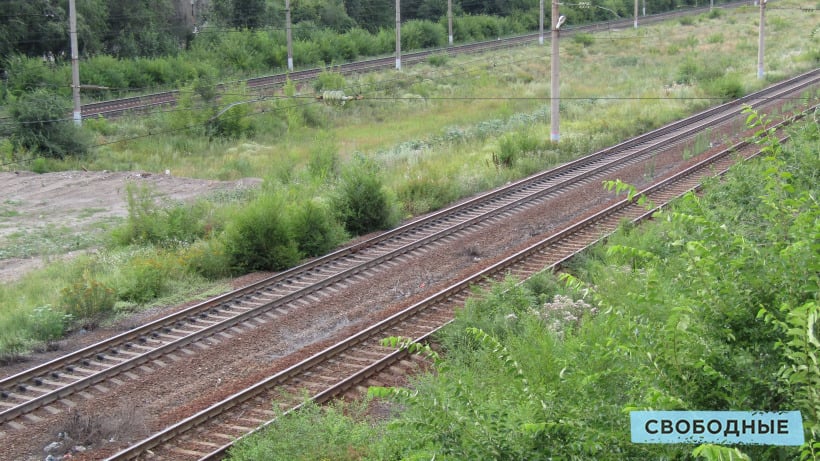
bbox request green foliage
[693,444,751,460]
[10,89,92,159]
[334,154,399,235]
[115,255,173,304]
[312,68,347,93]
[401,20,447,50]
[289,198,348,257]
[183,238,232,280]
[28,305,69,344]
[426,54,449,67]
[59,270,116,328]
[223,192,302,272]
[704,75,745,100]
[306,132,340,180]
[112,183,211,248]
[572,33,595,48]
[228,399,378,461]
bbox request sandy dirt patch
[0,170,261,283]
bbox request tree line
[2,0,711,63]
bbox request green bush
[29,305,69,344]
[312,68,347,93]
[59,270,116,328]
[184,238,232,280]
[112,183,210,248]
[116,255,173,304]
[290,199,348,257]
[401,20,446,51]
[334,154,399,235]
[397,173,460,216]
[10,89,92,159]
[705,75,744,100]
[223,192,302,272]
[572,32,595,48]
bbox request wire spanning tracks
[0,69,816,430]
[110,101,811,461]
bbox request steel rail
[112,102,812,461]
[75,3,746,119]
[1,69,816,426]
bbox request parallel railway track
[1,69,815,433]
[67,3,746,119]
[0,71,815,460]
[112,99,817,461]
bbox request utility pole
[634,0,639,28]
[550,1,564,142]
[448,0,453,46]
[395,0,401,70]
[539,0,545,45]
[69,0,81,126]
[757,0,765,79]
[757,0,766,80]
[286,0,293,71]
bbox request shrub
[427,54,449,67]
[223,192,302,272]
[307,132,341,181]
[401,20,446,51]
[290,199,348,257]
[112,183,210,248]
[397,173,460,215]
[29,305,69,344]
[116,255,173,304]
[59,270,116,328]
[10,89,92,159]
[572,33,595,48]
[705,75,744,100]
[334,154,399,235]
[312,68,347,93]
[184,238,232,280]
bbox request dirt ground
[0,170,261,283]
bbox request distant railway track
[109,90,818,461]
[74,3,746,119]
[0,68,816,460]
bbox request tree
[104,0,186,57]
[211,0,268,29]
[10,89,92,159]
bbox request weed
[59,269,116,329]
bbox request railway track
[109,99,818,461]
[0,69,814,461]
[1,69,815,434]
[69,3,743,119]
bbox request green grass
[1,1,818,357]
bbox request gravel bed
[0,110,783,460]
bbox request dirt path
[0,170,261,283]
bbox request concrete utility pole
[539,0,545,44]
[396,0,401,69]
[69,0,81,126]
[286,0,293,71]
[448,0,453,45]
[550,1,564,142]
[634,0,639,28]
[757,0,766,79]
